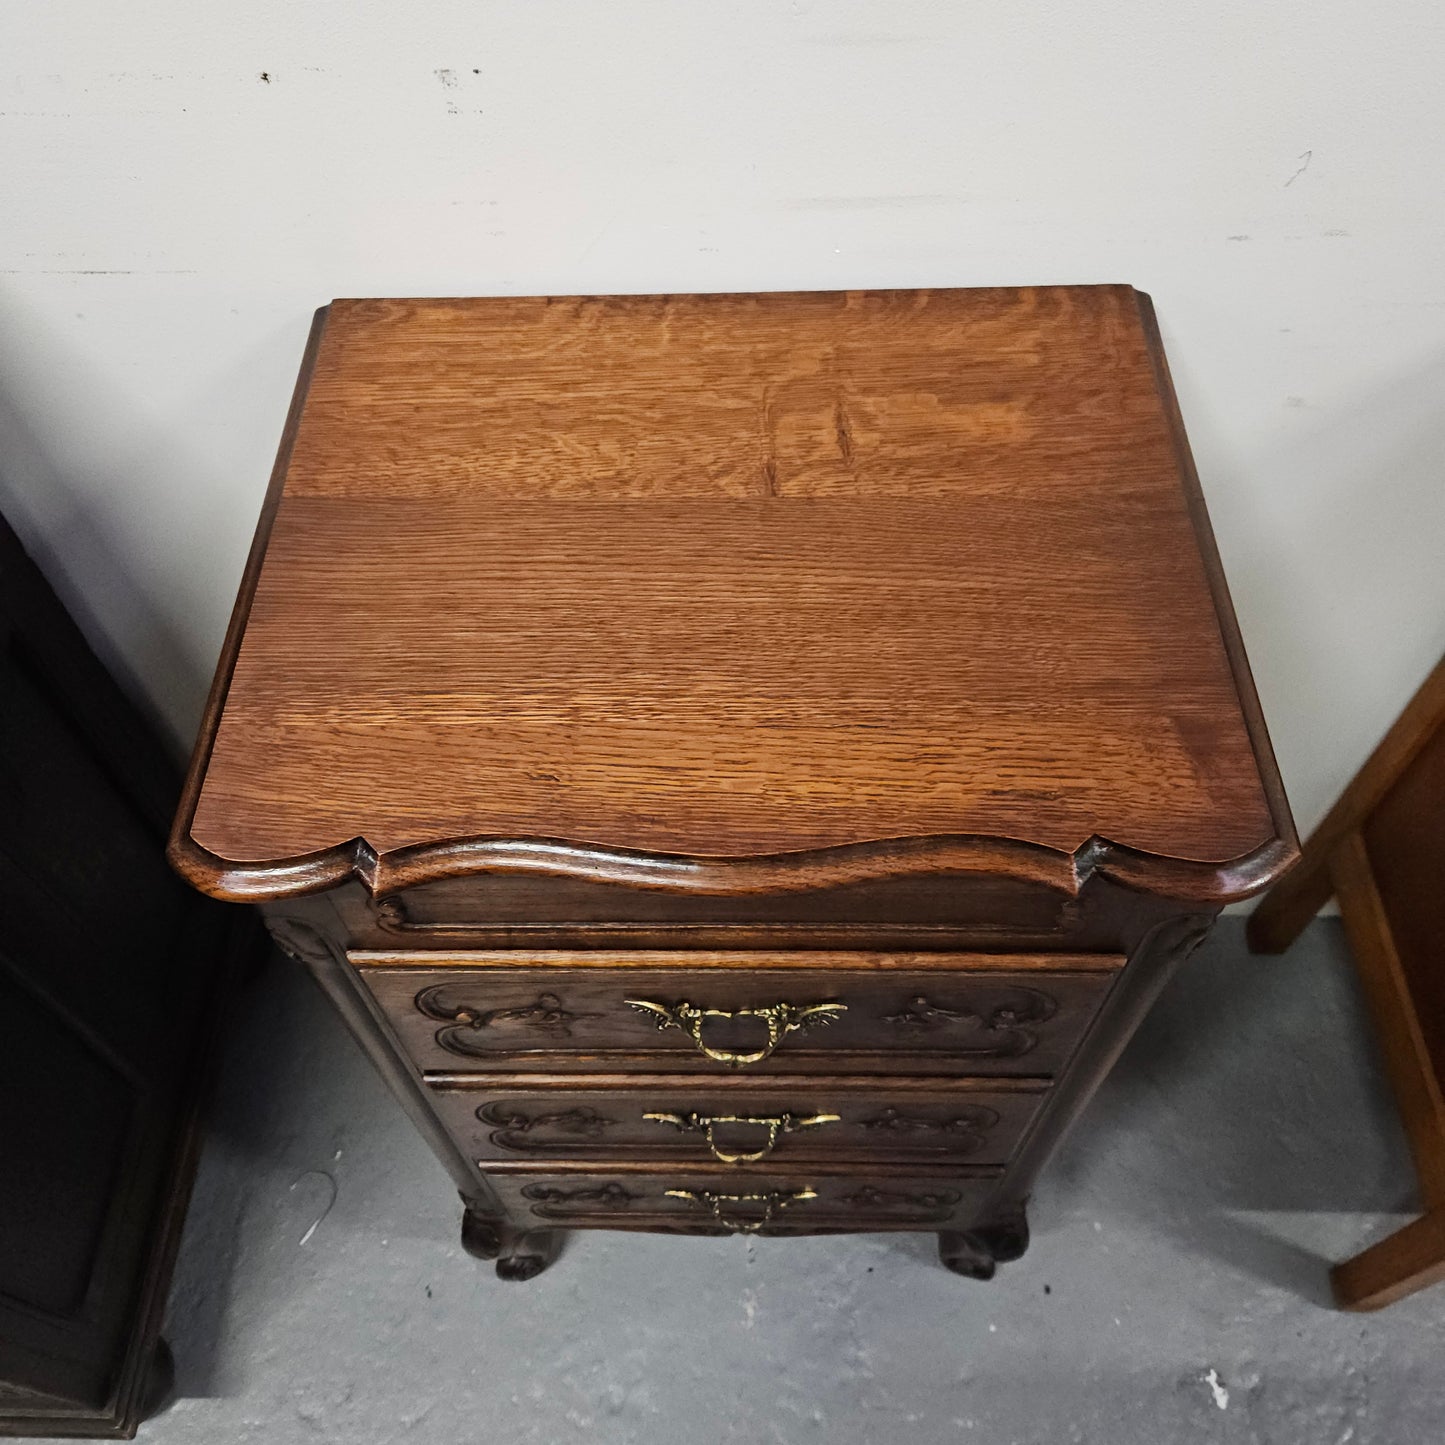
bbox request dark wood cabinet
[169,287,1296,1284]
[0,514,251,1437]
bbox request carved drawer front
[355,953,1120,1077]
[431,1077,1047,1167]
[486,1167,1000,1234]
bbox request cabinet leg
[939,1205,1030,1280]
[461,1206,504,1261]
[975,1206,1030,1264]
[461,1205,563,1282]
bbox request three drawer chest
[170,286,1297,1281]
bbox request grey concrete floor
[106,921,1445,1442]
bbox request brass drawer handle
[642,1110,841,1164]
[664,1188,817,1233]
[624,999,846,1067]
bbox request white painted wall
[3,2,1443,843]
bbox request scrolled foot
[973,1208,1030,1265]
[461,1206,504,1261]
[938,1230,996,1279]
[461,1203,562,1280]
[495,1228,562,1282]
[938,1204,1030,1280]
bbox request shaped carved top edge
[167,828,1297,908]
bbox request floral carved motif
[858,1105,999,1152]
[414,985,601,1057]
[521,1182,638,1220]
[478,1104,618,1153]
[882,987,1058,1058]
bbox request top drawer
[353,951,1121,1077]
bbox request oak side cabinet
[169,287,1297,1281]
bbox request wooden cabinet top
[172,286,1295,903]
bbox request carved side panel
[976,909,1218,1226]
[265,911,504,1219]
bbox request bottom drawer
[488,1168,999,1234]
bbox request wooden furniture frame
[170,287,1297,1283]
[1249,655,1445,1310]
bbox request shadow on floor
[1045,917,1414,1302]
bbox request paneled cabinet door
[0,514,251,1438]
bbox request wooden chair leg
[1332,1208,1445,1311]
[1331,834,1445,1208]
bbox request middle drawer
[430,1076,1048,1168]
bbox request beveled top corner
[171,286,1296,904]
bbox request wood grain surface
[179,286,1287,893]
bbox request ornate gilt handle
[642,1110,841,1164]
[664,1187,817,1233]
[624,999,846,1067]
